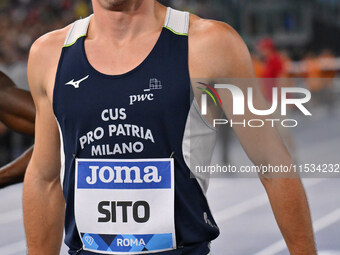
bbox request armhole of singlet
[164,9,215,194]
[165,8,213,132]
[53,15,92,112]
[53,15,92,189]
[165,8,217,131]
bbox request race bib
[75,158,176,254]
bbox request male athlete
[23,1,316,254]
[0,71,35,188]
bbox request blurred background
[0,0,339,255]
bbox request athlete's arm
[0,71,35,188]
[23,30,67,254]
[0,71,35,135]
[0,146,33,188]
[189,18,316,255]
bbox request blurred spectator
[279,50,294,79]
[258,38,284,79]
[256,38,284,102]
[304,52,323,92]
[251,52,265,78]
[306,50,337,111]
[0,0,91,65]
[319,49,337,79]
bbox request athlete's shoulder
[28,24,72,94]
[188,15,254,77]
[29,24,71,62]
[189,14,240,41]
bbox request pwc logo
[129,78,162,105]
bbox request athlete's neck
[90,0,165,43]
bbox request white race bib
[75,158,176,254]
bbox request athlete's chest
[84,32,161,76]
[53,69,191,155]
[53,24,192,137]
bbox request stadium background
[0,1,339,255]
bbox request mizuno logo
[65,75,89,88]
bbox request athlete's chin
[97,0,133,9]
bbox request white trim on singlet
[63,15,92,47]
[182,101,217,195]
[164,7,190,36]
[56,120,65,190]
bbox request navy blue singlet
[53,7,219,255]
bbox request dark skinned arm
[0,71,36,188]
[0,146,33,188]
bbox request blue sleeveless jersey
[53,8,219,255]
